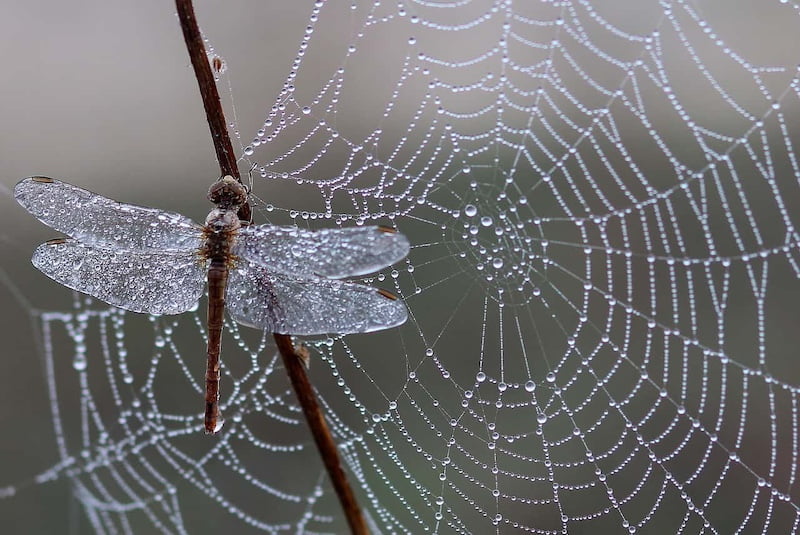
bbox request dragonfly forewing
[34,239,206,314]
[226,261,408,335]
[15,177,204,252]
[234,225,410,278]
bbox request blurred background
[1,1,799,533]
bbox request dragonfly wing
[33,239,205,314]
[15,177,204,252]
[226,261,407,335]
[234,225,409,278]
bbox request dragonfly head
[208,175,247,210]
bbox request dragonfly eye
[208,175,247,208]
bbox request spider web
[2,0,800,533]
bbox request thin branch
[274,336,369,535]
[174,1,368,533]
[175,0,238,178]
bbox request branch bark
[175,1,368,533]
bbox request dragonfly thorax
[204,208,241,231]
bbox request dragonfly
[14,176,409,433]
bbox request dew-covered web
[4,0,800,533]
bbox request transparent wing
[226,261,407,335]
[33,239,205,314]
[15,176,204,252]
[234,225,409,278]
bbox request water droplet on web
[480,216,493,227]
[525,380,536,392]
[244,146,254,156]
[476,371,486,382]
[492,258,504,269]
[537,413,547,424]
[464,204,477,217]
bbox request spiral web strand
[3,0,800,533]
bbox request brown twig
[174,0,252,221]
[175,1,368,533]
[274,336,369,535]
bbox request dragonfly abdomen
[202,219,239,434]
[204,256,228,434]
